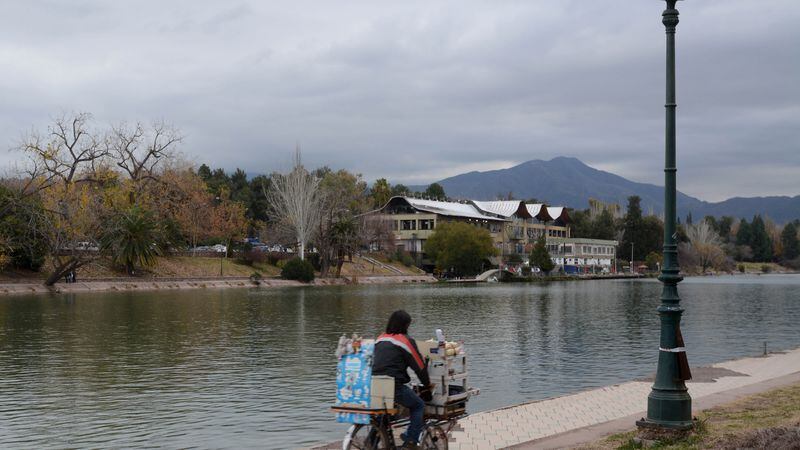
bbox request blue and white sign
[335,341,375,424]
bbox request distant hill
[408,157,800,223]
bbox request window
[400,220,416,231]
[419,219,434,230]
[564,245,573,254]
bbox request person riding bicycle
[373,310,433,450]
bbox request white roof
[547,207,566,219]
[525,203,546,217]
[471,201,525,219]
[403,197,505,221]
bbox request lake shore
[0,274,438,296]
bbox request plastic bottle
[435,329,446,356]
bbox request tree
[529,236,555,274]
[266,149,323,260]
[424,183,446,201]
[590,209,616,240]
[210,191,248,258]
[685,219,725,273]
[717,216,734,242]
[101,205,163,275]
[0,185,48,270]
[16,112,111,285]
[391,184,411,197]
[316,169,368,276]
[424,222,497,277]
[735,219,752,247]
[781,222,799,261]
[370,178,392,208]
[108,121,181,203]
[749,215,773,262]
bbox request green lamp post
[637,0,694,431]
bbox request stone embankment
[0,274,436,296]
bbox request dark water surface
[1,275,799,448]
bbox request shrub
[761,264,772,274]
[281,258,315,282]
[737,264,746,273]
[237,249,267,266]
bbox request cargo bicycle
[333,331,476,450]
[333,384,468,450]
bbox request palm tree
[102,206,163,275]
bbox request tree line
[569,195,800,273]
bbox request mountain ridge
[407,157,799,223]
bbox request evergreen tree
[530,236,555,274]
[424,183,446,201]
[735,219,751,247]
[620,196,644,260]
[749,215,773,262]
[717,216,734,242]
[780,222,799,261]
[591,209,617,240]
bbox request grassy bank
[586,382,800,449]
[0,254,421,282]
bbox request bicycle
[333,385,467,450]
[339,408,458,450]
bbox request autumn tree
[16,112,113,285]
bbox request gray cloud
[1,0,797,202]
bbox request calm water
[1,275,799,448]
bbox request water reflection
[0,275,798,448]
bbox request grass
[0,254,419,281]
[584,383,800,449]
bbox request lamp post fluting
[638,0,693,430]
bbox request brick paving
[446,347,800,449]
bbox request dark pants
[395,384,424,444]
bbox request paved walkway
[447,347,800,449]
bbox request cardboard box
[370,375,395,410]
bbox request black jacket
[372,334,431,387]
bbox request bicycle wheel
[344,423,392,450]
[419,425,448,450]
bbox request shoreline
[0,274,437,296]
[2,271,797,297]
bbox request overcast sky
[1,1,798,202]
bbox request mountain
[408,157,800,223]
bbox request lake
[1,275,799,448]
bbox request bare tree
[108,121,182,203]
[686,219,725,273]
[266,148,323,260]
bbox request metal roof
[471,201,531,219]
[401,197,506,221]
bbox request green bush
[761,264,772,273]
[737,264,746,273]
[281,258,315,282]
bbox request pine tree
[749,215,773,262]
[736,219,751,247]
[781,222,799,261]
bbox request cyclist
[373,310,433,450]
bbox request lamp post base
[636,417,696,442]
